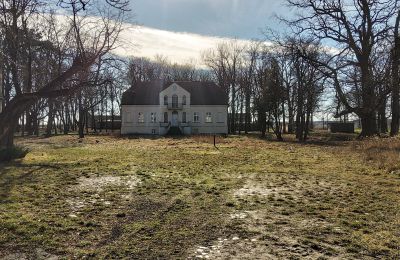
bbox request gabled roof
[121,80,227,106]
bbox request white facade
[121,83,228,135]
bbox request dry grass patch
[0,134,399,259]
[351,137,400,173]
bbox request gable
[159,83,190,98]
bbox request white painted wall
[159,83,191,106]
[121,83,228,135]
[121,105,228,135]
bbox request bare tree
[285,0,398,137]
[0,0,126,147]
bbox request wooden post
[214,134,216,147]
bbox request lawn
[0,134,399,259]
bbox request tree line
[0,0,399,148]
[204,0,400,140]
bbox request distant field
[0,134,399,259]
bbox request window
[138,112,144,123]
[172,94,178,108]
[182,95,186,105]
[164,95,168,105]
[152,129,156,134]
[125,112,132,123]
[206,112,212,123]
[217,112,224,123]
[151,112,156,123]
[193,112,199,123]
[164,112,168,123]
[182,112,186,123]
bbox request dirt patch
[74,175,141,192]
[66,175,141,215]
[1,248,59,260]
[191,236,277,260]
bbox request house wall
[121,105,228,135]
[159,83,191,106]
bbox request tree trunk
[0,97,34,148]
[46,100,55,137]
[360,112,378,137]
[391,11,400,136]
[231,84,236,134]
[282,101,286,134]
[245,91,251,134]
[259,109,266,138]
[78,98,85,139]
[378,99,388,134]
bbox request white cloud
[112,23,253,66]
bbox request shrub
[0,146,29,162]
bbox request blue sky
[129,0,290,39]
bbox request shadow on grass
[0,162,63,203]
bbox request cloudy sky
[112,0,292,65]
[129,0,290,39]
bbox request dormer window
[182,95,186,105]
[164,95,168,105]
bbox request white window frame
[164,112,169,123]
[164,95,168,105]
[125,112,132,123]
[217,112,224,123]
[138,112,145,123]
[193,112,199,123]
[151,112,157,123]
[182,112,187,123]
[205,112,212,123]
[182,95,186,105]
[172,94,178,108]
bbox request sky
[114,0,291,65]
[129,0,290,40]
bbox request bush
[0,146,29,162]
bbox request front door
[172,111,178,126]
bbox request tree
[391,10,400,136]
[203,41,245,134]
[286,0,398,137]
[0,0,126,148]
[254,52,285,140]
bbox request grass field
[0,134,399,259]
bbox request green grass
[0,134,399,259]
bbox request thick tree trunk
[391,85,399,135]
[391,12,400,136]
[46,100,55,137]
[360,112,378,137]
[0,97,34,148]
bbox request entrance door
[172,111,179,126]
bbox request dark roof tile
[121,80,227,106]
